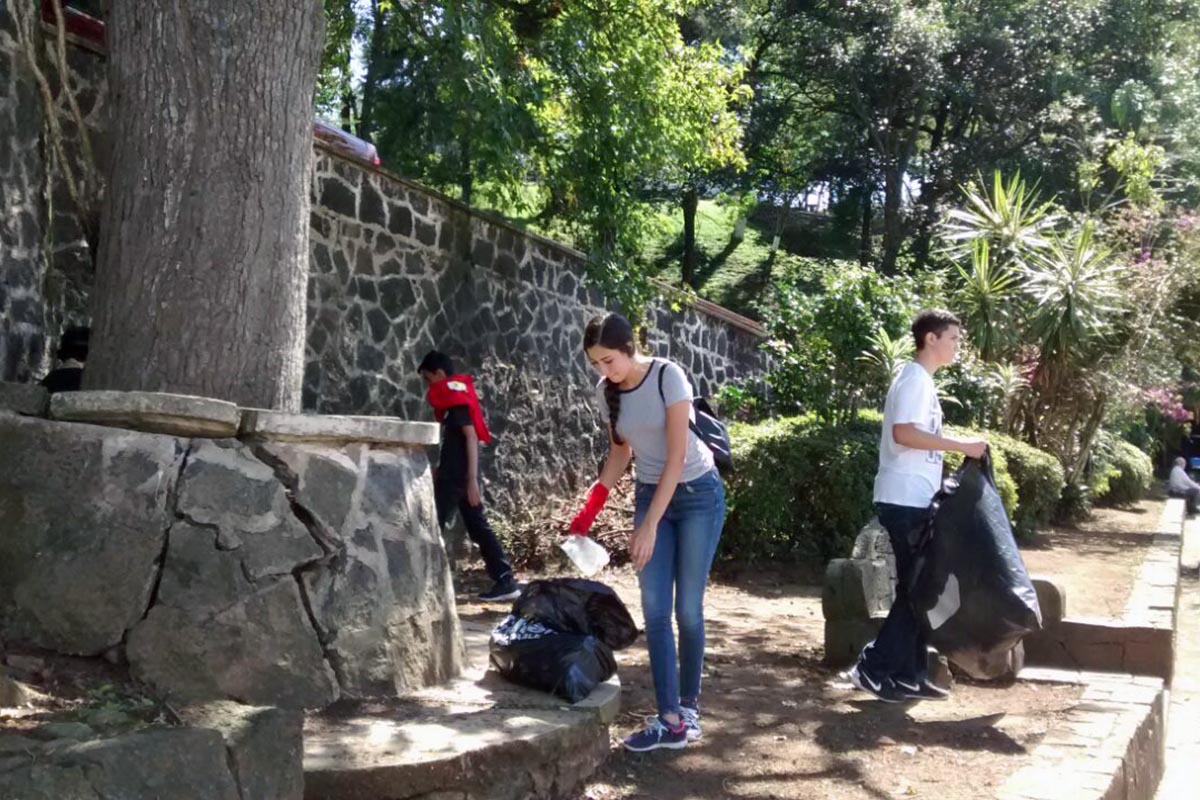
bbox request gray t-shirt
[596,358,715,485]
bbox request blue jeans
[857,502,930,686]
[634,469,725,718]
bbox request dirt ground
[1019,495,1166,619]
[461,565,1081,800]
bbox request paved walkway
[1156,517,1200,797]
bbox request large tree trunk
[681,184,699,287]
[86,0,323,411]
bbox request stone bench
[1023,501,1183,681]
[0,390,456,710]
[823,517,1059,679]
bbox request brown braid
[603,378,625,445]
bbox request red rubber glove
[569,482,610,535]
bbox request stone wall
[0,12,105,382]
[1,21,765,526]
[307,151,765,522]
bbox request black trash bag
[488,616,618,703]
[510,578,638,650]
[908,455,1043,664]
[488,579,638,702]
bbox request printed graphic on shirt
[926,394,944,465]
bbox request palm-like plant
[858,328,915,384]
[1022,222,1126,366]
[955,238,1021,362]
[942,170,1062,270]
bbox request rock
[2,655,45,676]
[822,558,894,622]
[176,439,323,578]
[823,618,884,667]
[127,579,338,709]
[178,702,304,800]
[0,414,182,654]
[927,649,954,689]
[0,735,40,755]
[0,727,241,800]
[31,722,95,741]
[50,390,240,437]
[0,668,44,706]
[264,444,463,696]
[1030,576,1066,626]
[948,641,1025,681]
[0,382,48,416]
[239,411,440,446]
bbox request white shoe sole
[622,737,688,752]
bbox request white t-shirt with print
[873,361,944,508]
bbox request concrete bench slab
[50,391,240,438]
[302,616,619,800]
[239,409,439,446]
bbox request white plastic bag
[558,535,610,577]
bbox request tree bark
[357,0,386,141]
[858,186,872,268]
[880,159,905,274]
[86,0,324,411]
[681,184,699,287]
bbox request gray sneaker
[680,705,702,741]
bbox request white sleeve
[891,373,935,431]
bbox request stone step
[302,618,620,800]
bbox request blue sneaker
[847,664,908,704]
[680,703,702,741]
[622,716,688,752]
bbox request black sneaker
[478,580,521,603]
[847,665,908,703]
[895,679,950,701]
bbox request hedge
[722,413,1067,562]
[981,430,1064,539]
[1092,434,1153,507]
[723,414,879,562]
[723,414,1061,562]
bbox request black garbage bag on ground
[488,579,638,702]
[908,456,1043,665]
[510,578,638,649]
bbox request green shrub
[723,414,880,562]
[987,431,1065,538]
[724,413,1063,562]
[1092,434,1153,506]
[942,432,1019,522]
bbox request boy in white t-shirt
[849,310,987,703]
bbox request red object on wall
[40,1,106,51]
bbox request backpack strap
[657,358,667,403]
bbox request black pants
[1170,487,1200,515]
[435,479,513,584]
[856,502,929,686]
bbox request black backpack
[655,359,734,474]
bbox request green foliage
[762,265,922,424]
[985,431,1066,539]
[725,413,1064,560]
[723,414,880,562]
[1091,434,1154,507]
[360,0,749,317]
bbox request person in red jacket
[419,351,519,602]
